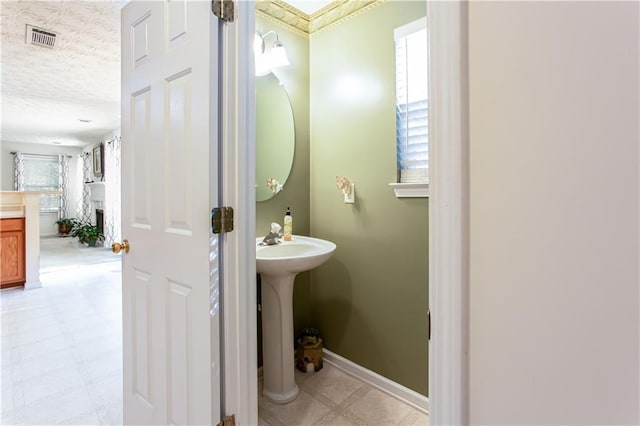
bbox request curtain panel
[59,155,70,217]
[13,152,25,191]
[104,137,122,246]
[80,152,92,223]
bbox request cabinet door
[0,227,26,287]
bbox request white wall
[468,2,639,424]
[1,141,84,236]
[99,128,121,145]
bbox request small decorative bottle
[283,207,292,241]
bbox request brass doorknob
[112,239,130,254]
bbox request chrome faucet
[260,223,282,246]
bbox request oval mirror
[256,73,295,202]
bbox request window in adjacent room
[391,17,429,198]
[20,154,63,213]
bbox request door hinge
[427,309,431,341]
[211,207,234,234]
[216,414,236,426]
[212,0,234,22]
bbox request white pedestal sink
[256,235,336,404]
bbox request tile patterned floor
[1,237,428,425]
[1,238,122,425]
[258,365,428,426]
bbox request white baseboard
[322,348,429,415]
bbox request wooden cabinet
[0,218,26,288]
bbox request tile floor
[1,237,122,425]
[1,237,428,425]
[259,366,429,426]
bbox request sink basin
[256,235,336,404]
[256,235,336,276]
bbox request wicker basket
[295,337,323,373]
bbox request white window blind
[395,18,428,183]
[22,154,62,213]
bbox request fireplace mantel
[86,182,106,202]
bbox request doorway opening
[253,1,430,424]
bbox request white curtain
[59,155,71,218]
[80,152,92,223]
[13,152,24,190]
[104,137,121,246]
[75,154,84,220]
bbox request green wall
[255,15,313,342]
[256,0,428,396]
[309,1,429,395]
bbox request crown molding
[255,0,387,37]
[256,0,310,37]
[309,0,385,36]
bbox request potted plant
[71,221,104,247]
[82,225,104,247]
[54,218,77,235]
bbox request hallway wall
[468,1,639,423]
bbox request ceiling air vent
[25,25,57,49]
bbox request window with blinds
[22,154,62,213]
[395,18,428,184]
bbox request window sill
[389,182,430,198]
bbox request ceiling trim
[309,0,386,36]
[256,0,310,37]
[255,0,387,38]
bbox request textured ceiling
[0,0,333,148]
[1,0,127,147]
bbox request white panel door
[120,1,220,424]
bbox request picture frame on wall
[93,143,104,177]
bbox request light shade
[254,31,290,76]
[270,41,290,68]
[255,53,271,76]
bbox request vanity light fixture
[254,30,290,76]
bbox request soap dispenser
[283,207,292,241]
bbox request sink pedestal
[256,236,336,404]
[260,272,299,403]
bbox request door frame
[224,1,469,424]
[427,1,469,424]
[219,2,259,425]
